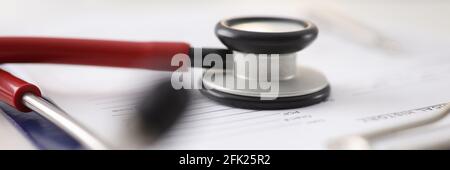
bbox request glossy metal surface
[22,93,109,150]
[202,52,329,98]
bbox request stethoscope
[1,16,330,149]
[0,16,447,149]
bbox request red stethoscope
[0,16,328,149]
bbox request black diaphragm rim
[215,16,319,54]
[199,85,330,110]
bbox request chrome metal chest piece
[200,17,330,110]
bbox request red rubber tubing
[0,37,191,71]
[0,37,191,112]
[0,69,42,112]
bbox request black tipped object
[137,79,190,139]
[188,47,232,69]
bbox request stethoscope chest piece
[200,17,330,110]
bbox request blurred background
[1,0,450,45]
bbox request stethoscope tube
[0,37,189,149]
[0,37,227,149]
[0,37,188,70]
[0,69,109,149]
[0,37,231,69]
